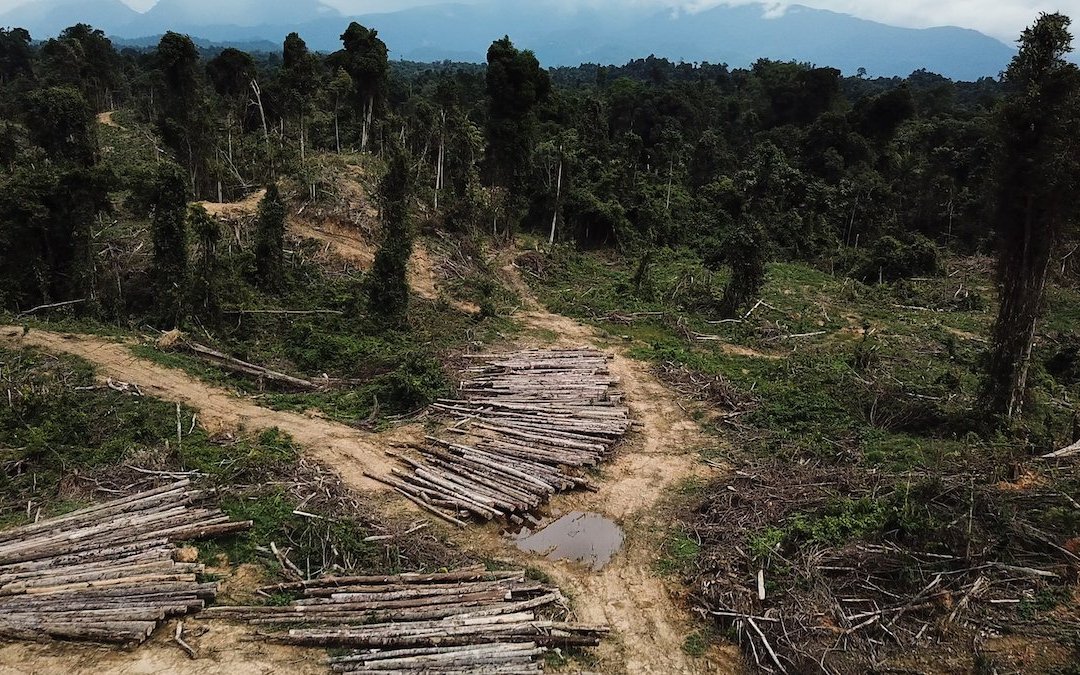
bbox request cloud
[606,0,1079,41]
[1,0,1076,43]
[767,0,1076,41]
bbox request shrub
[844,234,941,283]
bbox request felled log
[213,567,608,668]
[0,481,250,646]
[179,340,321,390]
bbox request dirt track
[0,327,410,493]
[197,187,480,315]
[491,257,737,674]
[0,248,734,673]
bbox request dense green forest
[1,11,1079,674]
[0,19,1012,314]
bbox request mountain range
[0,0,1018,80]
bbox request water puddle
[513,512,624,570]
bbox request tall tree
[206,47,255,101]
[327,68,353,153]
[484,36,549,208]
[0,28,32,86]
[254,183,286,290]
[189,203,222,323]
[984,13,1080,420]
[39,25,122,111]
[338,23,388,151]
[281,33,322,160]
[155,32,213,194]
[367,144,413,325]
[23,86,97,165]
[151,163,190,328]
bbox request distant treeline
[0,20,1005,312]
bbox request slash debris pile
[690,462,1080,673]
[206,566,609,672]
[375,349,631,526]
[0,480,251,645]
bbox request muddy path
[0,327,410,493]
[0,252,734,672]
[491,255,737,674]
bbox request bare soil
[0,622,324,675]
[494,254,739,673]
[197,189,266,219]
[195,181,480,314]
[0,327,414,493]
[0,244,739,673]
[96,111,121,128]
[292,215,480,314]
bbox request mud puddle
[513,512,624,570]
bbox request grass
[120,241,520,427]
[682,629,714,657]
[656,530,702,576]
[208,488,379,572]
[0,344,297,509]
[0,344,456,577]
[525,244,1080,663]
[526,245,1075,469]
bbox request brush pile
[0,480,250,645]
[207,566,608,672]
[376,349,631,526]
[690,462,1080,673]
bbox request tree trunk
[361,96,373,151]
[549,153,562,246]
[251,80,269,149]
[986,197,1054,420]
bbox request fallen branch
[167,338,321,391]
[222,309,344,316]
[1041,439,1080,460]
[173,621,197,659]
[16,299,86,318]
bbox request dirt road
[0,249,735,673]
[195,187,480,314]
[491,257,737,674]
[0,327,411,493]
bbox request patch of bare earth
[486,254,739,674]
[197,189,266,219]
[0,246,736,673]
[290,208,480,315]
[194,184,468,312]
[0,622,323,675]
[0,327,413,493]
[96,111,121,128]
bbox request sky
[0,0,1077,42]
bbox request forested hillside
[0,12,1078,675]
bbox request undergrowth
[0,345,463,576]
[524,244,1080,672]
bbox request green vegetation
[0,10,1079,673]
[0,346,289,517]
[0,345,456,575]
[367,144,414,325]
[656,530,702,576]
[682,629,713,658]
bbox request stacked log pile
[376,349,631,525]
[207,566,608,672]
[0,480,251,645]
